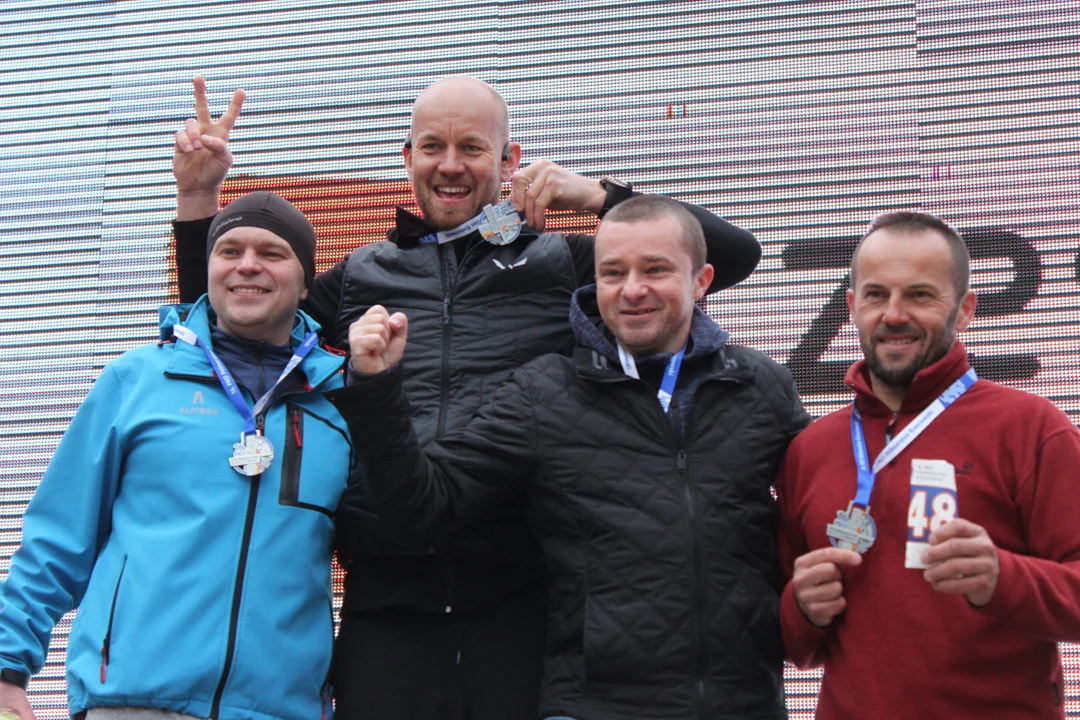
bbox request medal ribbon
[849,367,977,506]
[617,343,686,413]
[417,199,523,246]
[173,324,320,434]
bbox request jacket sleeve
[326,364,539,541]
[173,217,212,303]
[0,366,125,676]
[775,440,833,669]
[975,418,1080,641]
[170,215,346,341]
[564,193,761,294]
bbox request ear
[693,264,714,301]
[300,286,309,302]
[500,142,522,182]
[403,141,414,181]
[846,286,855,319]
[954,289,977,333]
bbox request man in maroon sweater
[778,210,1080,719]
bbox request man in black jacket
[171,76,763,719]
[335,196,810,720]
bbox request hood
[568,284,729,367]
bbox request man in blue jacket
[0,192,350,720]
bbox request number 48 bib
[905,459,958,568]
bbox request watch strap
[598,177,634,218]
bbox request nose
[881,291,908,326]
[621,270,649,301]
[437,146,464,174]
[235,248,262,274]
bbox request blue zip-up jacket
[0,295,350,720]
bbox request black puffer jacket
[329,287,810,720]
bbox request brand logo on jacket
[180,392,218,415]
[492,257,528,271]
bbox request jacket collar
[845,341,972,417]
[159,294,344,389]
[568,285,747,382]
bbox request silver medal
[478,203,523,246]
[826,501,877,554]
[229,432,275,476]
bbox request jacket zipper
[436,245,455,439]
[280,404,304,504]
[99,554,128,683]
[210,414,265,718]
[670,399,711,720]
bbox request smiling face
[404,77,520,230]
[207,226,309,345]
[847,226,977,408]
[595,215,714,357]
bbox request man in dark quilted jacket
[331,195,810,720]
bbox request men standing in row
[778,211,1080,718]
[335,196,809,720]
[172,75,762,718]
[0,192,350,720]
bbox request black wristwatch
[598,177,634,218]
[0,668,29,689]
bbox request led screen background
[1,0,1078,716]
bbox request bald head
[411,76,510,148]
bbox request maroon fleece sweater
[778,342,1080,719]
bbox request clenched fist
[348,305,408,374]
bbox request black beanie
[208,191,316,288]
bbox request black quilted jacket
[329,287,809,719]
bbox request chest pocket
[279,403,350,516]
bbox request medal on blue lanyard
[417,200,524,246]
[617,343,686,413]
[826,368,977,554]
[172,324,320,477]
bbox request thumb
[385,313,409,366]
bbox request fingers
[792,547,862,628]
[187,77,245,136]
[922,519,999,606]
[219,88,247,131]
[348,306,408,374]
[510,161,548,230]
[921,536,992,566]
[193,76,210,124]
[176,118,204,153]
[794,547,863,571]
[928,517,982,544]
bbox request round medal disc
[229,433,275,476]
[825,502,877,554]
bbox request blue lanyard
[417,200,523,246]
[173,324,320,434]
[849,368,977,507]
[617,343,687,413]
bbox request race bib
[905,459,958,569]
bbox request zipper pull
[292,411,303,448]
[677,450,687,473]
[100,645,108,683]
[442,296,451,325]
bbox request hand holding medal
[791,547,863,628]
